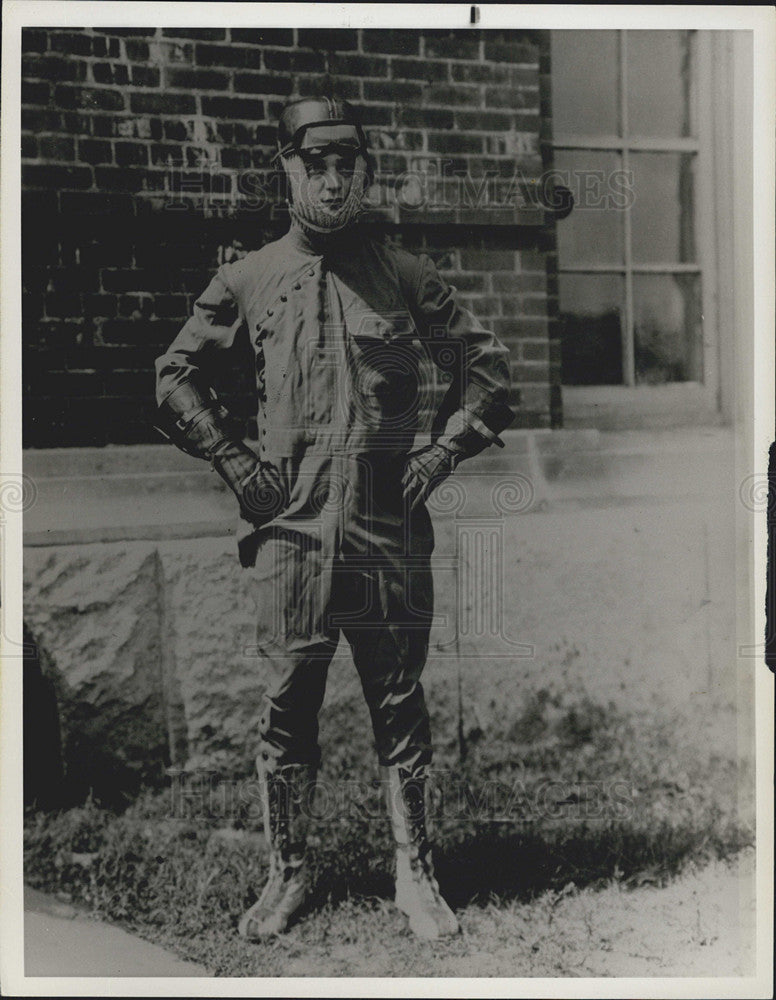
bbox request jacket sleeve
[155,265,246,406]
[405,252,516,454]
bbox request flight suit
[155,221,513,774]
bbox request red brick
[90,115,117,137]
[499,318,548,339]
[521,340,549,361]
[369,127,424,151]
[130,91,195,114]
[22,81,50,105]
[162,119,189,142]
[59,191,134,215]
[233,72,293,96]
[92,35,121,58]
[162,28,226,41]
[39,136,76,160]
[484,86,536,110]
[45,292,84,318]
[166,67,230,90]
[423,31,481,60]
[354,104,394,128]
[131,65,161,88]
[329,53,389,78]
[397,106,453,129]
[151,293,189,317]
[294,76,361,101]
[150,143,182,166]
[195,43,251,68]
[92,62,129,86]
[446,272,487,293]
[453,109,515,131]
[23,164,92,189]
[483,40,539,64]
[118,294,152,317]
[94,166,148,191]
[376,153,409,174]
[423,83,480,108]
[201,96,264,120]
[427,131,483,155]
[102,318,181,345]
[22,29,48,53]
[230,28,294,46]
[124,39,150,61]
[298,29,358,51]
[94,28,158,37]
[56,85,126,111]
[391,58,449,82]
[493,272,547,294]
[104,371,158,395]
[451,62,512,85]
[60,112,90,134]
[115,141,149,166]
[23,54,86,82]
[459,248,516,270]
[22,109,61,131]
[101,268,171,293]
[510,361,549,384]
[84,294,118,317]
[264,49,326,73]
[49,31,94,56]
[362,30,420,56]
[519,249,546,273]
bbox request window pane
[630,152,696,264]
[555,150,625,266]
[551,31,620,136]
[633,274,702,383]
[627,30,694,138]
[559,273,625,385]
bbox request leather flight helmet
[276,96,374,181]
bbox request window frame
[552,29,722,427]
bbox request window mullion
[621,30,635,387]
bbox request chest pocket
[345,308,427,432]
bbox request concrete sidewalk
[24,886,210,977]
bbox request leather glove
[233,459,288,569]
[238,460,288,527]
[402,443,459,512]
[211,441,287,527]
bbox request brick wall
[21,27,559,447]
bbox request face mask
[282,151,368,234]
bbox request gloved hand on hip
[210,440,287,527]
[236,459,288,528]
[402,444,458,512]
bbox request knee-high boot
[382,763,459,939]
[238,760,314,938]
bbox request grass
[23,684,753,977]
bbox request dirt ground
[23,847,756,979]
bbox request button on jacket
[155,223,513,650]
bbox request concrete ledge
[22,429,603,477]
[22,427,734,546]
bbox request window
[550,30,724,426]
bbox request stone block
[23,541,168,802]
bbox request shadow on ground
[299,817,751,917]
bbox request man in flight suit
[155,97,515,941]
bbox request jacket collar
[285,219,364,259]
